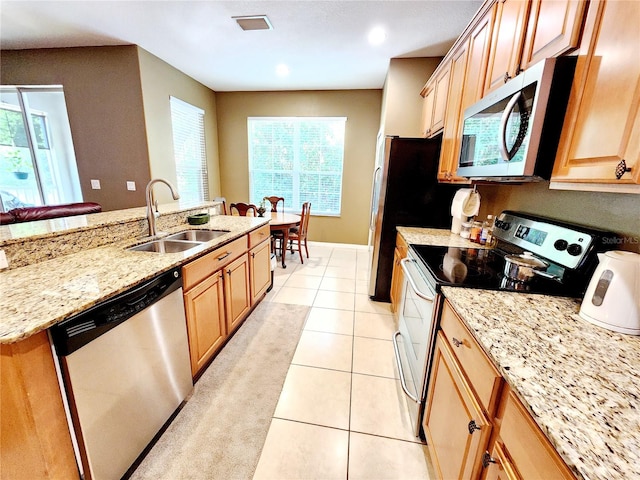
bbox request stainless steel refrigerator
[368,135,459,301]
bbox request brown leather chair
[229,202,258,216]
[263,196,284,212]
[288,202,311,263]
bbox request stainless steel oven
[393,251,442,437]
[393,211,619,440]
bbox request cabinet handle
[217,252,231,261]
[251,252,255,258]
[615,159,631,179]
[482,451,496,468]
[503,71,511,83]
[468,420,481,434]
[452,337,463,348]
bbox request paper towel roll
[451,189,473,234]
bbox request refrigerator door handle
[369,166,382,230]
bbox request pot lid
[505,252,548,268]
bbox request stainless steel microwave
[457,57,576,182]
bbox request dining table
[268,211,301,268]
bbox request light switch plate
[90,179,101,189]
[126,181,136,191]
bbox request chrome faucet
[145,178,180,237]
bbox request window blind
[248,117,346,216]
[170,96,209,203]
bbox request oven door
[393,254,440,437]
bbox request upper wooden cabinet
[484,0,531,94]
[420,84,436,138]
[420,62,451,138]
[438,5,494,183]
[551,0,640,191]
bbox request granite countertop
[442,287,640,480]
[397,226,486,248]
[0,214,268,344]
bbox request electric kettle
[579,251,640,335]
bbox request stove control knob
[554,239,568,251]
[567,243,583,256]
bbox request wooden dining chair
[229,202,258,216]
[213,196,228,215]
[264,196,285,212]
[288,202,311,263]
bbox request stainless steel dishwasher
[50,268,193,480]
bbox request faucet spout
[145,178,180,237]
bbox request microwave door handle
[400,258,435,302]
[499,91,525,162]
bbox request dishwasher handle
[50,268,183,356]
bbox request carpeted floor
[129,302,310,480]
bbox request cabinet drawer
[499,389,575,480]
[183,236,247,291]
[249,224,270,248]
[440,300,502,416]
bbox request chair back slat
[299,202,311,236]
[230,202,258,216]
[264,196,285,212]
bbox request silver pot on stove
[503,252,555,282]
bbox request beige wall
[477,183,640,253]
[137,48,220,205]
[1,46,150,210]
[380,57,442,137]
[216,90,382,244]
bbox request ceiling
[0,1,483,92]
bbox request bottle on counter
[480,215,495,246]
[460,221,472,239]
[470,221,483,243]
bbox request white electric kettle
[579,251,640,335]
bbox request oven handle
[392,331,419,404]
[400,258,435,303]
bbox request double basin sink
[128,229,229,253]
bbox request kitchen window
[248,116,346,216]
[0,86,82,211]
[170,97,209,203]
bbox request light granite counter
[397,226,486,248]
[0,214,268,344]
[442,287,640,480]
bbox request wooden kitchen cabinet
[482,386,576,480]
[420,61,451,138]
[550,0,640,192]
[223,252,251,335]
[484,0,531,94]
[1,331,78,480]
[390,233,408,313]
[438,6,494,183]
[249,224,272,305]
[423,333,493,480]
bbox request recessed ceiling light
[276,64,290,77]
[233,15,273,31]
[368,26,386,46]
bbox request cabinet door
[250,239,271,304]
[483,442,521,480]
[438,41,472,183]
[224,253,251,334]
[551,0,640,189]
[184,272,226,376]
[521,0,587,69]
[420,85,436,138]
[423,334,492,480]
[431,63,452,134]
[484,0,531,94]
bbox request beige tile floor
[253,241,434,480]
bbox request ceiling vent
[233,15,273,31]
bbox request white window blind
[248,117,346,216]
[170,97,208,203]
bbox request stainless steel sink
[165,230,229,242]
[128,239,203,253]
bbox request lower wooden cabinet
[224,253,251,335]
[249,237,272,304]
[423,333,493,480]
[390,233,408,313]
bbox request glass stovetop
[409,244,583,297]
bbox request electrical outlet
[0,250,8,270]
[126,181,136,191]
[91,179,101,189]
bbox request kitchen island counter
[442,286,640,480]
[0,214,268,344]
